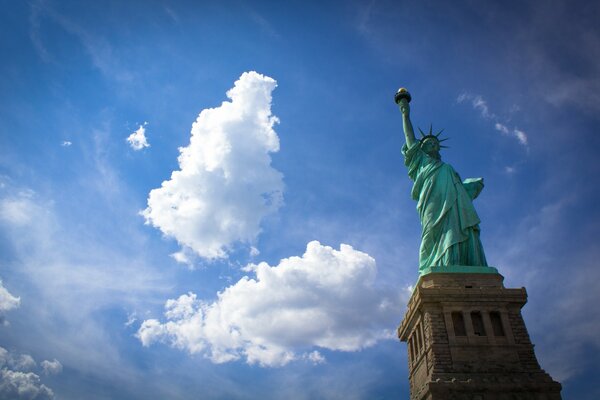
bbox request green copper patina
[395,88,497,276]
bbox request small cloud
[494,123,509,134]
[513,128,528,146]
[495,123,528,146]
[303,350,326,365]
[40,359,62,375]
[249,246,260,257]
[170,248,197,270]
[60,141,72,147]
[504,166,517,174]
[240,262,259,273]
[126,123,150,150]
[125,312,137,327]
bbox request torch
[395,87,411,106]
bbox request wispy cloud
[248,10,280,39]
[494,122,528,146]
[28,2,134,82]
[138,241,401,367]
[0,166,173,387]
[458,92,528,147]
[488,194,600,382]
[28,0,52,63]
[60,140,72,147]
[457,93,494,119]
[356,0,377,35]
[164,6,179,25]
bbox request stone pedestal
[398,272,562,400]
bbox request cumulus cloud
[138,241,400,367]
[458,92,528,147]
[0,348,36,372]
[0,347,56,399]
[126,122,150,150]
[0,280,20,324]
[0,369,55,400]
[141,71,284,259]
[40,360,62,376]
[60,141,72,147]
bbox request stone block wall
[398,273,562,400]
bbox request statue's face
[421,137,440,156]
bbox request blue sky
[0,0,599,398]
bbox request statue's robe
[402,142,488,273]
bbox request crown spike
[418,127,426,138]
[435,128,445,138]
[438,137,450,142]
[429,124,433,135]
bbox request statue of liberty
[395,88,489,275]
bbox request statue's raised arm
[395,88,416,148]
[395,88,491,276]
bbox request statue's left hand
[400,100,410,117]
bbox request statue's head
[419,125,448,160]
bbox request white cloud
[126,123,150,150]
[125,312,138,327]
[303,350,326,365]
[0,369,55,400]
[141,71,284,259]
[60,141,72,147]
[138,241,400,367]
[0,347,56,399]
[40,360,62,376]
[169,247,198,269]
[249,246,260,257]
[0,176,173,385]
[495,123,528,146]
[0,190,38,226]
[0,348,35,372]
[457,93,494,119]
[494,122,509,134]
[0,280,20,324]
[513,128,528,145]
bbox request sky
[0,0,599,398]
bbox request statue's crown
[418,125,449,148]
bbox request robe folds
[402,142,488,273]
